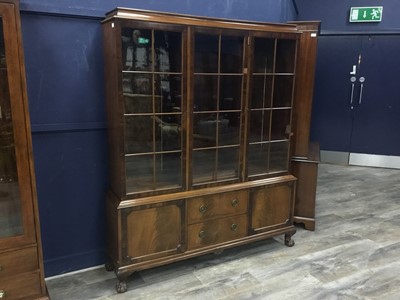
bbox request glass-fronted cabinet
[103,8,300,293]
[0,1,48,299]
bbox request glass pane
[154,114,181,152]
[194,34,219,73]
[194,75,218,111]
[126,153,182,194]
[275,39,296,73]
[122,73,152,95]
[193,149,216,184]
[269,141,289,172]
[248,143,269,176]
[249,110,271,143]
[273,75,294,108]
[251,75,273,109]
[0,20,23,238]
[271,109,291,140]
[121,28,152,71]
[220,36,243,73]
[220,75,242,110]
[126,155,154,193]
[154,153,182,188]
[125,116,154,153]
[218,147,239,180]
[253,38,275,73]
[154,30,182,73]
[193,113,217,149]
[219,112,240,146]
[154,74,182,113]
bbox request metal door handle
[359,84,364,104]
[358,77,365,105]
[350,83,355,106]
[350,76,356,108]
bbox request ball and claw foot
[284,233,295,247]
[116,281,128,293]
[105,262,114,272]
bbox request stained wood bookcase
[0,0,48,299]
[102,8,304,293]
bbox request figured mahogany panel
[187,190,248,224]
[251,183,294,231]
[125,204,181,259]
[187,214,247,250]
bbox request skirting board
[320,150,400,169]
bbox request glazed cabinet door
[247,34,297,178]
[191,29,246,186]
[121,201,184,264]
[0,2,36,250]
[113,20,187,197]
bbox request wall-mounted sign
[350,7,383,23]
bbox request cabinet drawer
[0,271,42,299]
[187,190,248,224]
[0,247,38,279]
[187,214,248,250]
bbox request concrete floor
[46,163,400,299]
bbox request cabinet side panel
[106,192,119,265]
[103,20,125,197]
[291,24,319,157]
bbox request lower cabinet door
[187,214,248,250]
[251,182,294,232]
[121,201,183,263]
[0,271,42,299]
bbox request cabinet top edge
[102,7,299,33]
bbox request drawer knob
[198,230,206,239]
[231,223,238,231]
[199,205,207,214]
[231,198,238,207]
[0,290,5,299]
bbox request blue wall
[20,0,297,276]
[296,0,400,32]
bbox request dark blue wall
[296,0,400,32]
[20,0,297,277]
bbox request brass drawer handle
[231,223,238,231]
[0,290,5,299]
[199,205,206,214]
[198,230,206,239]
[231,198,238,207]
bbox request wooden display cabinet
[102,8,301,293]
[0,0,48,299]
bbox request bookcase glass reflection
[0,19,22,238]
[121,27,184,194]
[193,33,244,186]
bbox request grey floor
[46,164,400,299]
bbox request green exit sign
[350,7,383,23]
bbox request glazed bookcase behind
[0,0,48,299]
[103,8,300,293]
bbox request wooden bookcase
[0,1,48,299]
[102,8,304,292]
